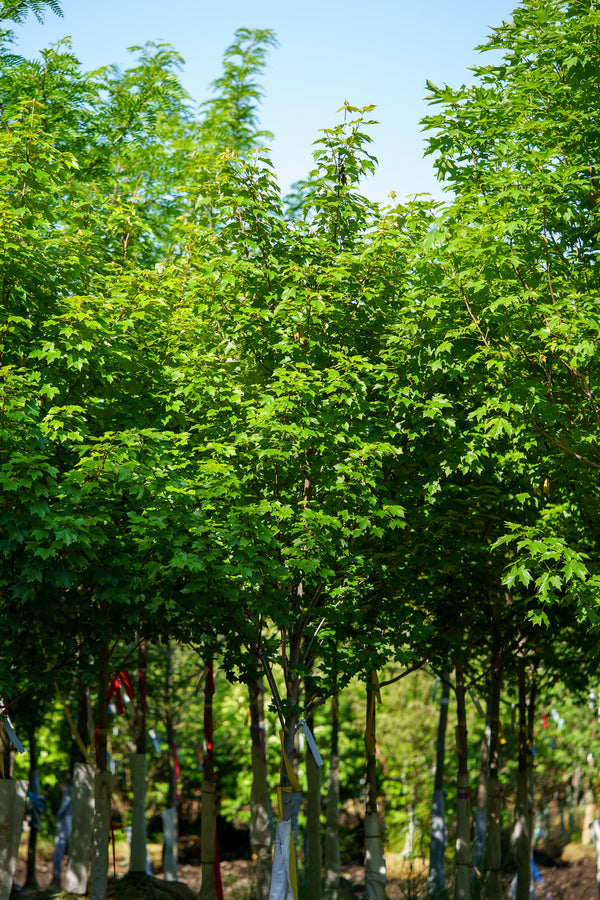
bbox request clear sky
[12,0,519,204]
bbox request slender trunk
[129,639,148,873]
[305,704,322,900]
[200,658,222,900]
[428,670,449,900]
[286,669,302,849]
[324,692,341,900]
[403,803,417,859]
[0,718,10,779]
[0,765,28,900]
[483,651,503,900]
[96,645,109,773]
[455,660,470,900]
[249,679,271,900]
[75,656,90,764]
[25,725,40,888]
[135,641,148,755]
[52,778,72,886]
[282,635,301,829]
[365,670,386,900]
[163,641,178,881]
[90,640,118,900]
[64,659,94,893]
[527,676,536,846]
[572,767,582,838]
[471,697,490,900]
[283,457,310,819]
[514,660,531,900]
[270,658,300,900]
[165,647,176,811]
[65,763,95,891]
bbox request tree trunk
[269,642,301,900]
[200,659,223,900]
[64,763,95,892]
[324,692,341,900]
[455,660,470,900]
[249,679,271,900]
[483,651,503,900]
[403,803,417,858]
[471,697,490,900]
[513,660,532,900]
[90,640,118,900]
[0,718,10,779]
[51,777,72,886]
[75,654,91,765]
[428,670,449,900]
[129,640,149,874]
[305,704,322,900]
[25,724,41,888]
[64,661,94,893]
[526,676,536,848]
[365,670,386,900]
[163,641,178,881]
[0,774,28,900]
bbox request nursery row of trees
[2,0,600,898]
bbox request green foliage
[0,0,62,23]
[198,28,277,154]
[5,2,600,890]
[420,0,600,620]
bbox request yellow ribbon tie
[499,721,507,745]
[289,828,298,900]
[55,682,94,764]
[279,731,301,792]
[275,785,285,820]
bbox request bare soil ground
[12,843,599,899]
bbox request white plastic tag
[148,729,161,753]
[3,715,25,753]
[468,685,484,718]
[298,718,323,767]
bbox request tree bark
[25,724,40,888]
[282,640,301,830]
[200,658,222,900]
[0,776,28,900]
[64,762,95,892]
[90,640,118,900]
[428,670,449,900]
[455,660,470,900]
[324,692,341,900]
[365,670,386,900]
[249,679,271,900]
[64,657,94,893]
[305,704,322,900]
[527,675,536,847]
[0,717,11,779]
[74,653,90,764]
[514,660,532,900]
[270,659,300,900]
[129,639,148,874]
[163,641,178,881]
[471,697,490,900]
[483,650,503,900]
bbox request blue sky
[13,1,519,203]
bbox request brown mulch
[12,849,600,899]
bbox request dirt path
[13,851,599,899]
